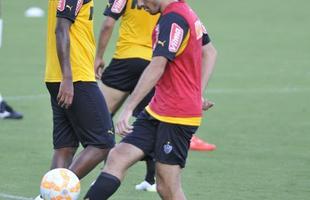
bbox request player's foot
[34,195,43,200]
[0,101,23,119]
[190,135,216,151]
[135,181,157,192]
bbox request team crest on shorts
[163,142,173,154]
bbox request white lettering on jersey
[168,23,184,53]
[111,0,126,14]
[57,0,66,12]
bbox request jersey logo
[111,0,126,14]
[157,40,166,47]
[66,5,73,11]
[57,0,66,12]
[75,0,84,16]
[169,23,184,53]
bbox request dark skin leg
[51,147,77,169]
[69,146,110,179]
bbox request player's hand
[57,78,74,109]
[202,98,214,111]
[94,57,105,80]
[115,108,134,137]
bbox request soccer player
[95,0,215,191]
[95,0,159,191]
[83,0,217,199]
[36,1,115,199]
[0,94,23,119]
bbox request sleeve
[201,23,211,46]
[56,0,84,22]
[152,13,189,61]
[103,0,127,20]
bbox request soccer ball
[40,168,80,200]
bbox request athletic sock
[84,172,121,200]
[145,158,156,185]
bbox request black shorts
[101,58,154,117]
[46,82,115,149]
[121,111,198,168]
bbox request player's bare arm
[116,56,168,136]
[55,18,73,109]
[95,16,116,79]
[201,42,217,111]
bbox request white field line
[4,94,48,101]
[0,193,33,200]
[3,87,309,101]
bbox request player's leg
[100,58,141,114]
[97,81,129,115]
[134,90,157,191]
[50,147,77,169]
[46,83,80,169]
[154,122,198,200]
[66,82,115,179]
[84,110,157,200]
[84,143,144,200]
[156,163,185,200]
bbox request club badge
[163,142,173,154]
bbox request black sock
[84,172,121,200]
[145,158,156,185]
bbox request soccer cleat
[135,181,157,192]
[0,101,23,119]
[190,135,216,151]
[34,195,43,200]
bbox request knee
[156,182,169,198]
[103,148,123,172]
[55,147,77,157]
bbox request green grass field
[0,0,310,199]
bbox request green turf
[0,0,310,199]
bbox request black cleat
[0,101,23,119]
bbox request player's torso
[113,0,159,60]
[148,2,203,126]
[45,0,96,82]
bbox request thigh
[67,82,115,149]
[98,81,129,114]
[104,143,145,180]
[155,123,198,168]
[121,110,158,157]
[46,83,79,149]
[101,58,150,92]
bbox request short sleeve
[152,13,189,61]
[103,0,127,20]
[57,0,84,22]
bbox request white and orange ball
[40,168,80,200]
